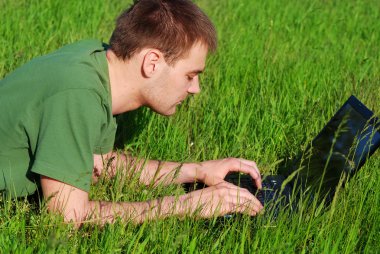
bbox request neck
[106,50,145,115]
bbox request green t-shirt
[0,40,117,197]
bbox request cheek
[175,75,191,90]
[166,70,190,92]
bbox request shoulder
[0,40,112,118]
[38,39,107,80]
[39,39,105,58]
[9,40,109,96]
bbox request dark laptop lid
[281,95,380,200]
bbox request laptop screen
[289,96,380,201]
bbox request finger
[238,159,262,186]
[239,191,264,211]
[238,158,261,176]
[228,161,262,189]
[237,158,259,168]
[217,182,263,208]
[239,189,264,211]
[224,186,264,210]
[234,201,260,216]
[227,193,263,215]
[206,185,264,216]
[244,162,262,189]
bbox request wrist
[156,195,187,218]
[180,162,205,183]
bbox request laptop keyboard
[224,173,286,205]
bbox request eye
[187,75,194,81]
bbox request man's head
[108,0,217,115]
[109,0,217,65]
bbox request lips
[177,97,187,105]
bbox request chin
[151,106,177,116]
[163,108,177,116]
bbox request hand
[194,157,262,189]
[180,181,264,217]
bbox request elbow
[46,201,90,227]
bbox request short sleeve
[31,89,103,192]
[93,116,117,155]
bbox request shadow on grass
[114,108,151,150]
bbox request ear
[141,49,164,78]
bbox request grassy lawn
[1,0,379,253]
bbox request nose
[188,76,201,94]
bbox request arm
[41,175,263,226]
[94,152,262,188]
[93,152,195,185]
[93,151,194,185]
[41,175,180,225]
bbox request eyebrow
[188,69,204,75]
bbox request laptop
[184,95,380,215]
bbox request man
[0,0,263,225]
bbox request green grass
[1,0,380,253]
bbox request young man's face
[144,43,208,116]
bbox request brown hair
[109,0,217,64]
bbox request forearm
[106,151,203,185]
[41,175,193,226]
[86,195,187,224]
[136,159,202,185]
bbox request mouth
[177,98,186,105]
[176,95,189,106]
